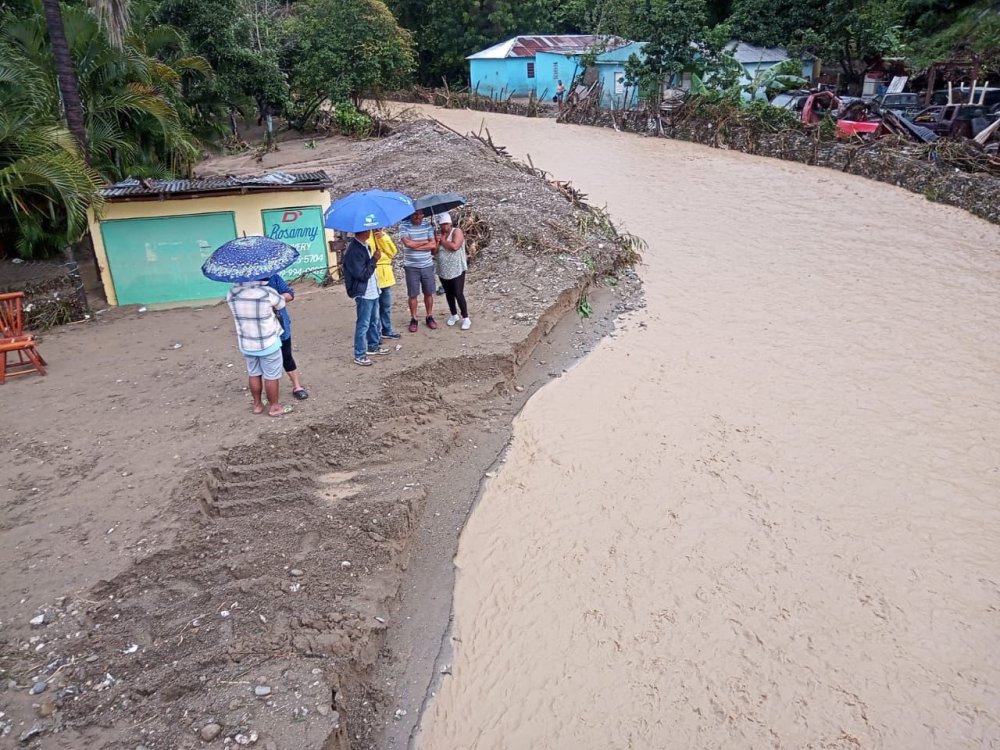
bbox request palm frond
[91,0,130,49]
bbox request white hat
[438,211,452,224]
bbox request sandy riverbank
[0,120,639,749]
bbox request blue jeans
[354,296,380,359]
[378,286,397,335]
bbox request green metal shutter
[100,212,238,304]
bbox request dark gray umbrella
[413,192,466,216]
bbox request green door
[101,212,238,305]
[261,206,327,281]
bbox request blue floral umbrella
[323,189,414,232]
[202,235,299,283]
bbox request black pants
[440,272,468,318]
[280,336,297,372]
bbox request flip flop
[292,388,309,400]
[268,404,294,417]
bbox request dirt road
[413,110,1000,748]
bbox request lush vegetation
[0,0,413,258]
[1,0,994,258]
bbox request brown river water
[413,108,1000,749]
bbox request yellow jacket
[368,231,398,288]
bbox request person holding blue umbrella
[325,190,414,366]
[203,236,298,416]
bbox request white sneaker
[461,317,472,330]
[447,314,460,326]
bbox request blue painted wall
[470,58,537,97]
[596,63,639,109]
[534,52,583,101]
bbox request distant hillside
[906,0,1000,72]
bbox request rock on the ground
[19,722,45,742]
[29,681,47,695]
[200,722,222,742]
[254,686,271,697]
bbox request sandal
[426,316,438,330]
[292,388,309,400]
[269,404,294,417]
[408,319,418,333]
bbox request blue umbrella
[202,235,299,283]
[323,189,414,232]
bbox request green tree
[287,0,415,126]
[388,0,562,85]
[0,1,210,256]
[727,0,825,48]
[791,0,907,90]
[0,50,101,257]
[156,0,288,136]
[622,0,723,126]
[3,4,210,179]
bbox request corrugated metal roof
[725,41,790,64]
[100,170,332,200]
[468,35,626,60]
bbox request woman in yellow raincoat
[369,230,402,339]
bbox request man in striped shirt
[398,209,438,332]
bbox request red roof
[468,35,626,60]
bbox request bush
[333,102,373,137]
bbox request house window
[553,62,559,80]
[527,62,535,79]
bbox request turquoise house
[534,50,584,102]
[467,35,613,99]
[591,42,645,109]
[724,42,815,86]
[587,41,815,110]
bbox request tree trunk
[41,0,89,161]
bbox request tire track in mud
[2,353,510,749]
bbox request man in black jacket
[343,229,390,366]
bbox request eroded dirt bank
[413,109,1000,749]
[0,120,639,749]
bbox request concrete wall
[88,189,334,306]
[470,58,536,98]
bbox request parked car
[930,87,1000,110]
[911,104,993,138]
[769,90,810,112]
[871,92,921,118]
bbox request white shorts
[244,349,283,380]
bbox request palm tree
[0,96,103,258]
[0,2,211,257]
[39,0,131,162]
[40,0,89,156]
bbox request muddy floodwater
[413,109,1000,749]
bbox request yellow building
[88,171,336,306]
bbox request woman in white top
[434,212,471,330]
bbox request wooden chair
[0,292,47,384]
